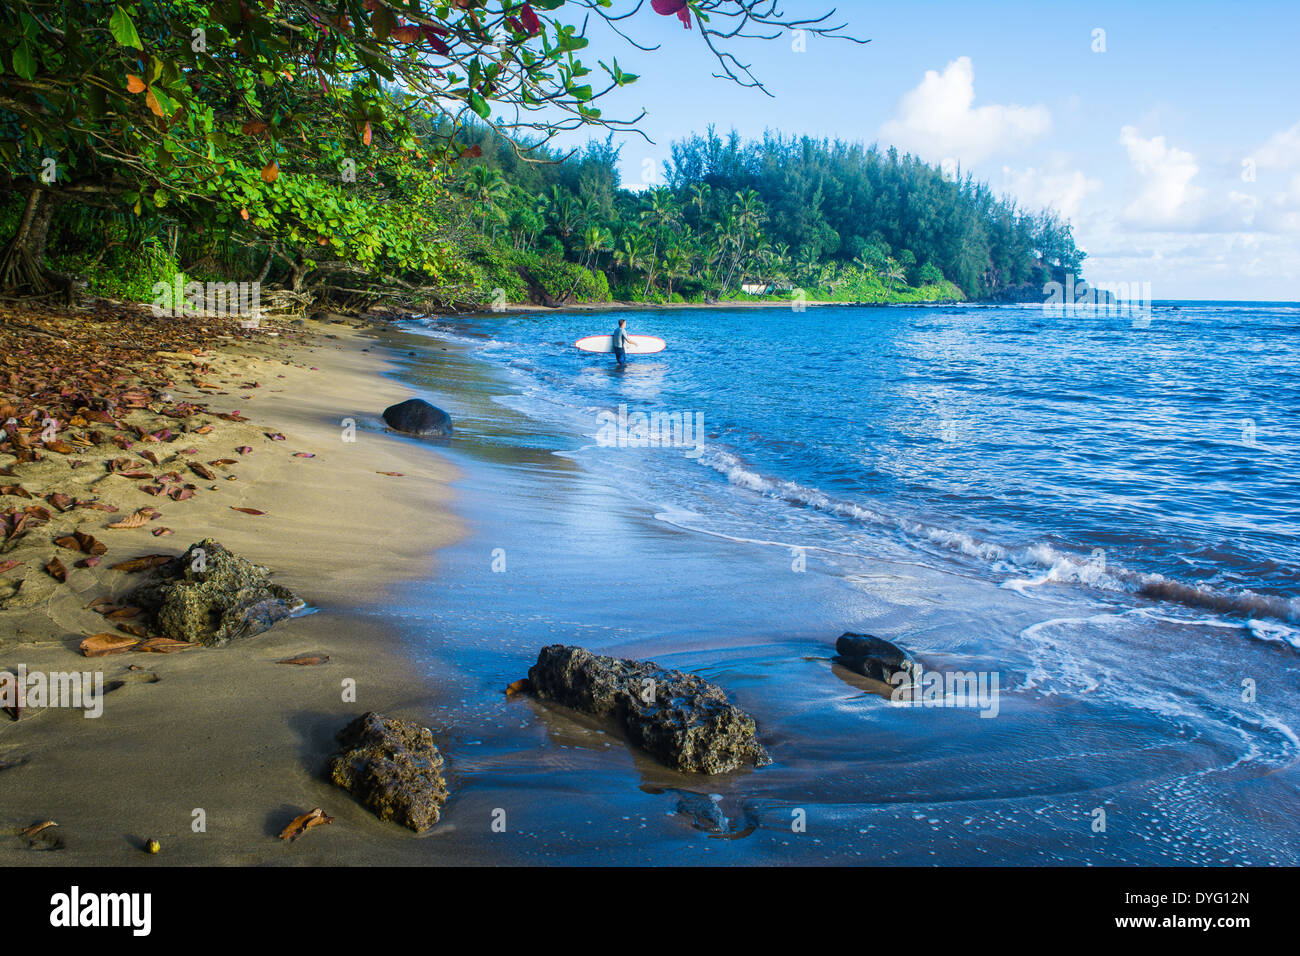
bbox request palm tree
[464,166,509,232]
[614,232,648,287]
[883,259,907,292]
[662,243,690,298]
[580,225,612,270]
[548,186,578,242]
[688,183,713,225]
[638,188,680,297]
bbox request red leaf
[519,3,541,35]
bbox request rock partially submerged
[127,539,301,647]
[328,712,448,833]
[382,398,452,437]
[833,632,917,684]
[527,645,771,774]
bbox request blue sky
[543,1,1300,300]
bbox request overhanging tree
[0,1,864,296]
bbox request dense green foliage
[447,124,1083,304]
[0,2,1082,308]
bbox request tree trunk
[0,188,53,293]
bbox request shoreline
[447,297,971,315]
[0,309,476,865]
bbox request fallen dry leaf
[278,807,334,842]
[135,637,199,653]
[107,508,156,529]
[80,633,139,657]
[505,678,531,696]
[231,507,266,516]
[109,554,173,572]
[276,655,329,666]
[376,471,404,477]
[44,557,67,583]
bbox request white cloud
[1118,126,1205,228]
[882,57,1051,168]
[1002,158,1102,221]
[1254,120,1300,169]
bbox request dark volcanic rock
[127,539,301,647]
[328,712,448,832]
[527,644,771,774]
[833,632,917,684]
[382,398,452,436]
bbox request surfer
[611,319,629,367]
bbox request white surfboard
[574,333,666,355]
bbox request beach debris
[329,712,449,833]
[376,471,404,477]
[230,506,266,516]
[110,554,173,573]
[125,539,302,647]
[54,531,107,556]
[505,677,530,696]
[134,637,200,653]
[832,633,917,685]
[278,807,335,842]
[80,633,140,657]
[20,820,63,851]
[527,645,771,774]
[381,398,453,437]
[106,508,160,530]
[277,655,329,665]
[145,838,160,854]
[44,557,67,583]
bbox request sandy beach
[0,309,471,865]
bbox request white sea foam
[697,447,1300,628]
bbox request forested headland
[1,2,1086,313]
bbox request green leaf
[12,40,36,81]
[109,6,143,49]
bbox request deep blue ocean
[423,301,1299,630]
[391,300,1300,864]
